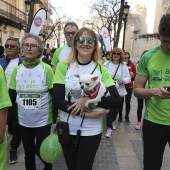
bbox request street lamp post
[24,0,35,33]
[122,2,130,50]
[57,24,61,47]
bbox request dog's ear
[75,74,80,78]
[91,76,98,82]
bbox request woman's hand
[67,97,89,115]
[80,109,110,118]
[130,71,134,77]
[118,79,123,85]
[51,124,56,133]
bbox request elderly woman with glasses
[52,27,121,170]
[104,48,131,137]
[8,33,54,170]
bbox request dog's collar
[84,82,101,99]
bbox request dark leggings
[20,124,52,170]
[106,97,124,128]
[7,103,21,149]
[119,88,133,119]
[61,133,102,170]
[137,98,144,122]
[143,120,170,170]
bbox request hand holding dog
[67,97,89,115]
[79,109,109,118]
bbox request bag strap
[91,64,98,74]
[113,63,120,79]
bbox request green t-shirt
[137,46,170,125]
[51,45,71,67]
[0,66,12,109]
[0,66,11,170]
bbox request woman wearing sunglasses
[119,51,136,125]
[52,27,121,170]
[104,48,131,137]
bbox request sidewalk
[6,94,170,170]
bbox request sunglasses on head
[5,44,17,48]
[113,52,121,55]
[76,37,95,44]
[124,57,130,59]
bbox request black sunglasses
[124,57,130,59]
[64,31,76,36]
[76,37,95,44]
[113,52,121,55]
[5,44,17,48]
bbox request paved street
[6,94,170,170]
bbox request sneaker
[112,122,116,130]
[105,128,112,138]
[9,148,18,164]
[135,122,141,130]
[43,164,52,170]
[118,117,122,122]
[124,117,130,125]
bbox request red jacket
[125,61,136,88]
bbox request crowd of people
[0,13,170,170]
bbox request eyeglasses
[113,52,121,55]
[5,44,17,48]
[23,43,38,50]
[124,57,130,59]
[76,37,95,44]
[64,31,76,36]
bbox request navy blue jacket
[0,56,23,70]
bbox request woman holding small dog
[52,27,121,170]
[104,48,131,137]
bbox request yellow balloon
[40,134,62,163]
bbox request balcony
[0,0,27,30]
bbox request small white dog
[75,74,110,111]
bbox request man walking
[0,37,23,164]
[51,21,79,73]
[134,13,170,170]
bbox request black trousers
[119,88,133,119]
[19,124,52,170]
[61,133,102,170]
[7,103,21,149]
[143,119,170,170]
[137,98,144,122]
[106,97,124,128]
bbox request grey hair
[21,33,44,58]
[6,37,20,48]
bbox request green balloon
[40,134,62,163]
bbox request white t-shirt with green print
[9,62,54,127]
[54,60,114,136]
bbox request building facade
[124,0,170,61]
[0,0,54,48]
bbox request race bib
[18,93,41,109]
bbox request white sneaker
[105,128,112,138]
[112,123,116,130]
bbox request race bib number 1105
[18,93,41,109]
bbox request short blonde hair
[67,27,101,66]
[110,47,124,63]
